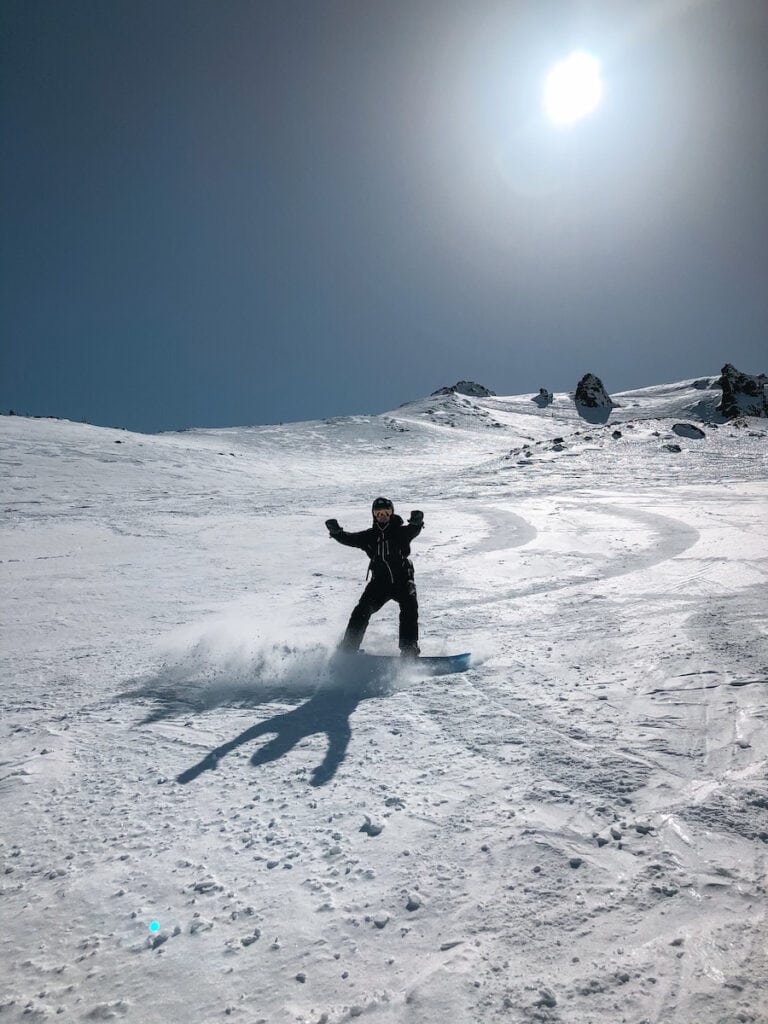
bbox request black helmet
[372,496,394,512]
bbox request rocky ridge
[716,363,768,419]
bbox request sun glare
[543,51,603,125]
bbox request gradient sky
[2,0,766,432]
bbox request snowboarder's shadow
[177,674,391,788]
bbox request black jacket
[331,514,423,583]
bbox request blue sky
[2,0,766,432]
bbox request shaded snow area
[2,380,768,1024]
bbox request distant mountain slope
[390,377,724,439]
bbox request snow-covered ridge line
[6,370,766,441]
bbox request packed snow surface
[2,379,767,1024]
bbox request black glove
[409,510,424,527]
[325,518,342,536]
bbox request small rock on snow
[536,988,557,1008]
[405,893,423,912]
[360,816,384,837]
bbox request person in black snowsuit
[325,497,424,657]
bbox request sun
[543,51,603,125]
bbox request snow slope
[2,380,767,1024]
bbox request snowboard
[333,651,471,677]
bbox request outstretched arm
[325,519,369,548]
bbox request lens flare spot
[149,921,160,933]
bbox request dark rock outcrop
[431,381,496,398]
[672,423,706,440]
[574,374,614,409]
[716,364,768,419]
[532,388,553,408]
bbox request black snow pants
[341,576,419,653]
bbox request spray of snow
[122,611,337,720]
[121,608,422,721]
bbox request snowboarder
[325,497,424,657]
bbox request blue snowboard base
[333,651,471,677]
